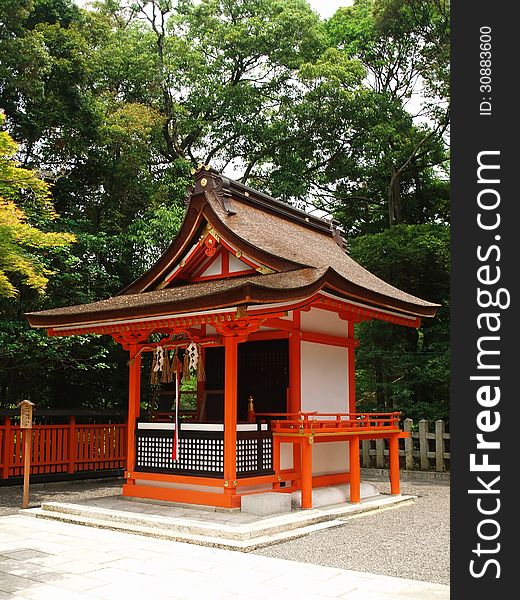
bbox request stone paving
[0,513,449,599]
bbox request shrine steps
[23,492,415,551]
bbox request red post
[272,434,281,490]
[389,434,401,494]
[68,415,76,474]
[301,437,313,509]
[2,417,11,479]
[349,435,360,503]
[126,346,142,484]
[289,311,302,479]
[223,335,238,495]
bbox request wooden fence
[361,418,450,472]
[1,414,449,481]
[0,415,127,480]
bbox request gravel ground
[0,477,123,517]
[0,477,449,586]
[255,479,450,586]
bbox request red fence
[0,416,127,480]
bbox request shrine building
[26,168,439,510]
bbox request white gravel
[255,479,450,585]
[0,477,449,585]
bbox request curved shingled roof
[26,169,439,330]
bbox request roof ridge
[190,167,341,239]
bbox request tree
[0,0,450,422]
[0,112,75,298]
[350,224,450,421]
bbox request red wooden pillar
[289,310,302,478]
[389,434,400,495]
[223,334,238,495]
[348,321,356,414]
[349,435,360,503]
[272,434,281,490]
[301,437,313,509]
[126,345,142,484]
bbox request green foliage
[0,0,450,422]
[350,224,450,421]
[0,113,75,298]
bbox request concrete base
[291,482,380,509]
[241,492,291,516]
[24,488,416,551]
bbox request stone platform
[24,485,415,551]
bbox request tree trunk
[388,169,402,227]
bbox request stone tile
[0,573,36,594]
[1,549,51,562]
[23,572,107,593]
[102,557,170,576]
[20,583,96,600]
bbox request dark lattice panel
[236,438,258,473]
[135,428,273,478]
[236,431,274,477]
[262,438,273,471]
[135,430,224,477]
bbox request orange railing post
[68,416,76,474]
[2,417,11,479]
[389,433,400,494]
[301,438,313,509]
[349,435,360,503]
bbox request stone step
[34,500,342,541]
[26,507,345,551]
[24,492,415,550]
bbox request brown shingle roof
[206,191,436,310]
[26,268,324,328]
[26,169,439,330]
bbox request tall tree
[0,112,75,298]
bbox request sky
[309,0,353,18]
[76,1,354,18]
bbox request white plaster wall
[300,307,348,337]
[301,341,349,413]
[200,253,222,276]
[228,254,248,272]
[300,341,350,475]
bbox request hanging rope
[171,347,179,372]
[182,348,190,381]
[197,344,206,382]
[160,349,173,383]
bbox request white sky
[77,1,353,18]
[309,0,353,18]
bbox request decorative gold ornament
[256,266,275,275]
[200,178,208,187]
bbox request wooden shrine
[26,168,439,509]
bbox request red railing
[0,416,127,480]
[257,411,402,434]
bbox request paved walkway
[0,513,449,599]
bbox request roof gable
[157,222,272,288]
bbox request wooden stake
[17,400,35,510]
[22,430,31,509]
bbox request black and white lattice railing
[135,423,273,478]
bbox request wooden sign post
[17,400,35,509]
